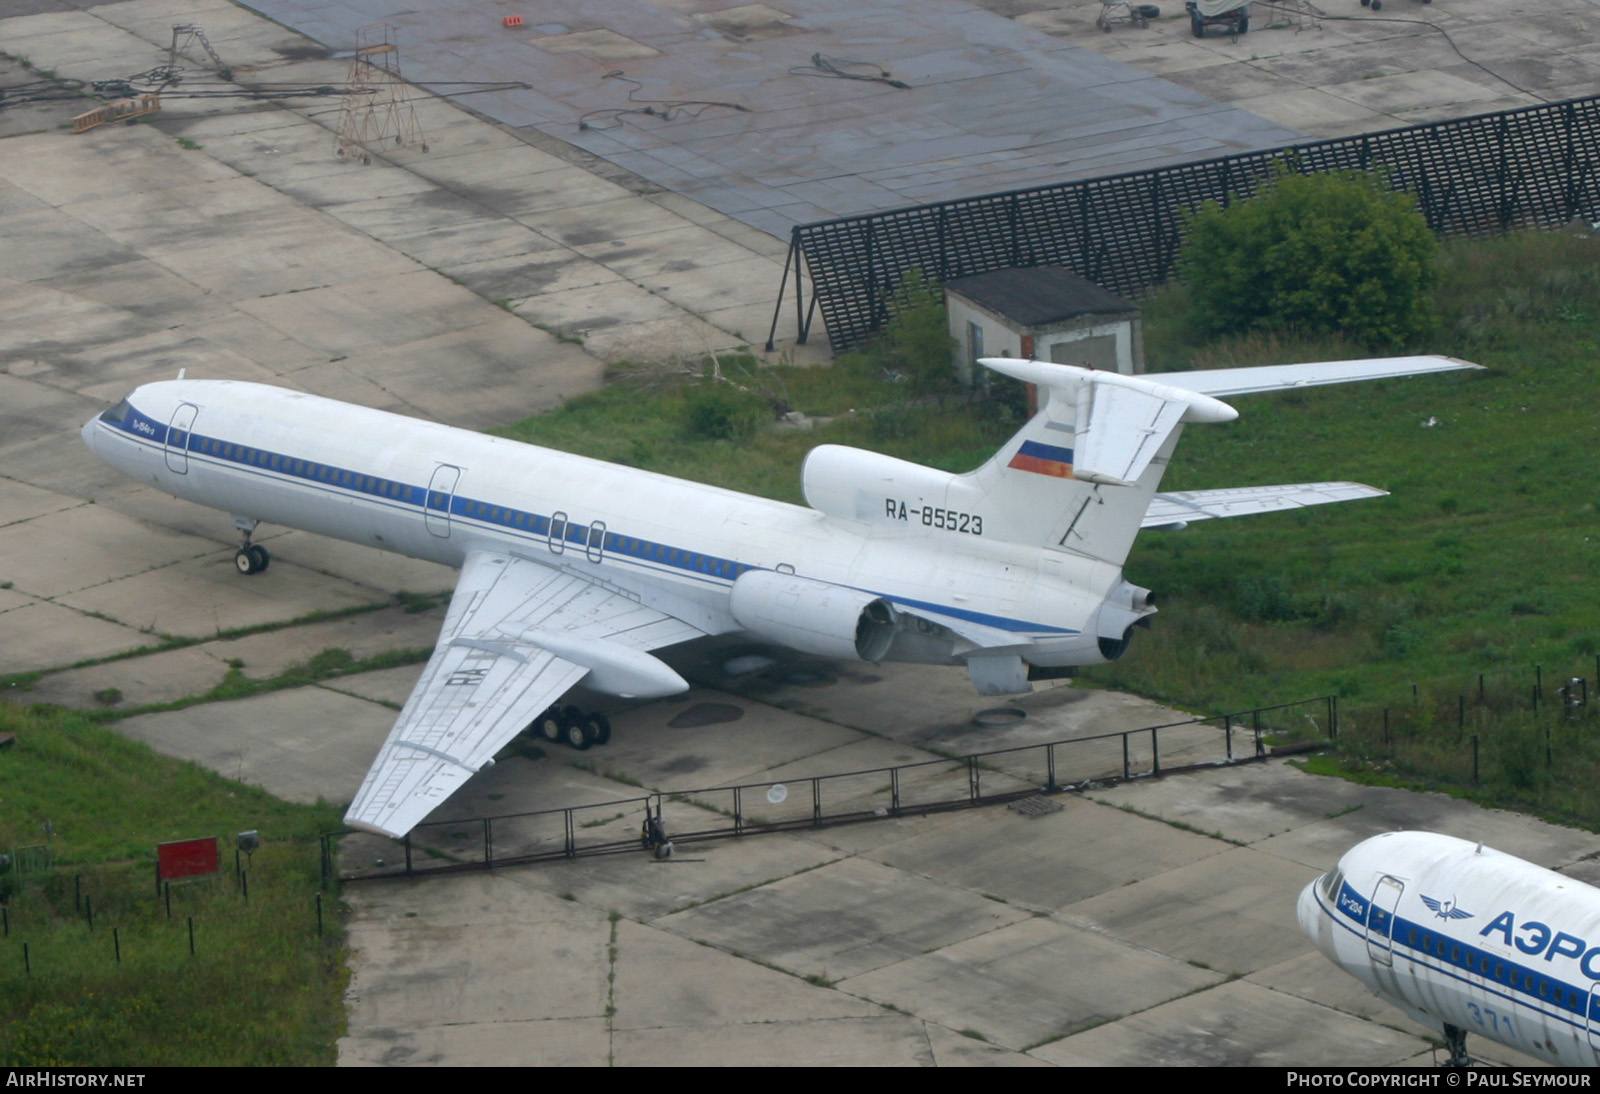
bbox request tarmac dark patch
[669,702,744,728]
[657,754,709,774]
[270,42,333,61]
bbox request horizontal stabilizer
[1151,355,1482,398]
[1143,482,1387,529]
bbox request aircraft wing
[344,550,702,838]
[1143,482,1387,529]
[1151,355,1481,398]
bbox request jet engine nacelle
[729,570,897,662]
[802,444,979,523]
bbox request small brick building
[945,266,1144,382]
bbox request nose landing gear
[232,515,270,575]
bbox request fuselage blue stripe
[1318,884,1598,1030]
[104,407,1078,636]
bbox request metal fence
[1332,657,1599,793]
[766,94,1600,352]
[331,695,1336,882]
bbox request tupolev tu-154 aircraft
[81,354,1478,837]
[1300,831,1600,1066]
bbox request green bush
[1178,169,1437,350]
[681,381,770,442]
[883,270,957,399]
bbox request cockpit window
[100,398,133,424]
[1321,868,1344,900]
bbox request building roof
[946,267,1138,327]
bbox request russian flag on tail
[1008,439,1074,478]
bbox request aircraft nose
[80,413,100,452]
[1297,877,1331,954]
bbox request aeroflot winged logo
[1420,894,1474,920]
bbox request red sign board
[158,836,219,881]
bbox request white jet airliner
[1300,830,1600,1066]
[81,354,1477,838]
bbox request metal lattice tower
[334,23,427,163]
[169,23,232,81]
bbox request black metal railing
[331,695,1336,882]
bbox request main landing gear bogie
[533,704,612,751]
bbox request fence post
[812,778,822,826]
[733,786,744,836]
[114,927,121,964]
[936,206,949,282]
[891,767,901,816]
[1224,713,1233,762]
[404,832,413,876]
[1122,733,1130,780]
[1007,194,1021,267]
[1495,114,1512,229]
[564,809,576,859]
[484,817,493,867]
[1562,103,1579,220]
[968,756,980,803]
[864,221,880,333]
[1151,727,1161,777]
[1046,742,1057,791]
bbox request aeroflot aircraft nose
[1296,878,1326,951]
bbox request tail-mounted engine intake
[1094,579,1155,662]
[729,570,897,662]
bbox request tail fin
[799,355,1481,567]
[964,358,1235,564]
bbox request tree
[881,269,956,400]
[1178,169,1437,350]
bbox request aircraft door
[1365,875,1404,968]
[165,403,198,474]
[424,464,460,538]
[1587,983,1600,1058]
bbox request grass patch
[485,228,1600,818]
[1079,228,1600,816]
[0,705,345,1065]
[76,645,431,724]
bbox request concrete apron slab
[1031,977,1432,1067]
[114,687,396,805]
[839,913,1224,1051]
[656,854,1034,984]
